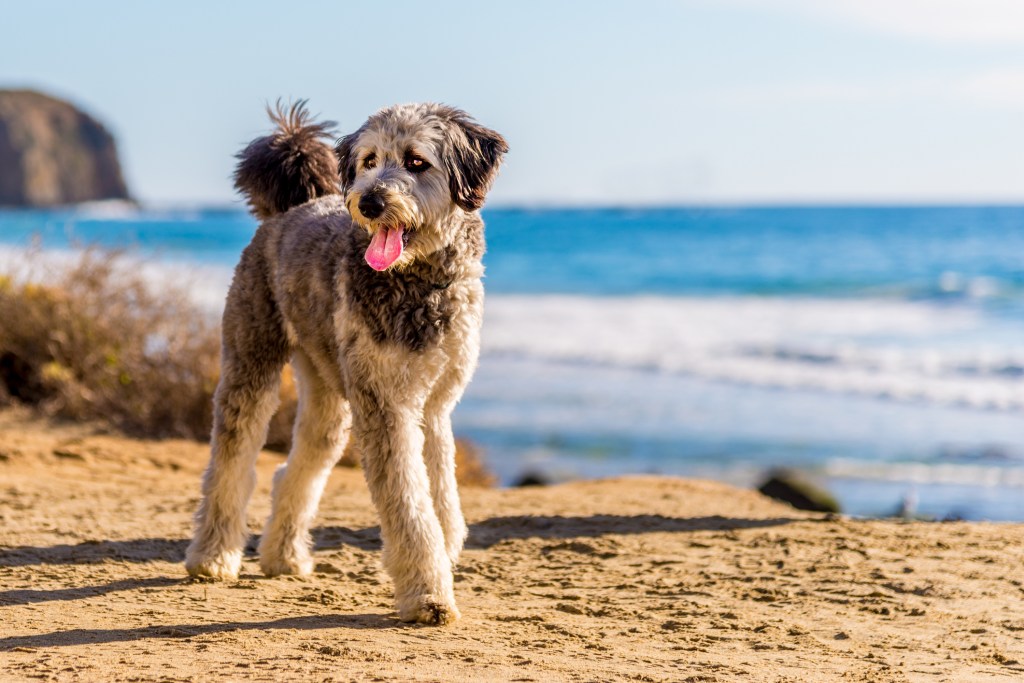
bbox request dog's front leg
[423,408,468,566]
[350,389,457,625]
[422,319,480,567]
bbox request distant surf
[482,295,1024,412]
[2,204,1023,519]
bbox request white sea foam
[4,244,1021,412]
[823,458,1024,488]
[64,199,142,220]
[481,295,1024,412]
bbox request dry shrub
[0,249,220,439]
[451,438,498,487]
[0,248,494,486]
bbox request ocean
[2,203,1023,520]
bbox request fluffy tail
[233,100,340,219]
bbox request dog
[184,102,507,625]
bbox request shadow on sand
[0,613,402,650]
[1,513,802,568]
[0,538,188,567]
[0,576,180,606]
[463,514,797,549]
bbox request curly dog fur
[185,101,507,624]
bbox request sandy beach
[1,407,1023,682]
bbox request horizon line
[111,198,1024,211]
[6,198,1024,213]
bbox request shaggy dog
[184,102,507,625]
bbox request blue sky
[3,0,1024,205]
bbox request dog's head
[336,103,507,271]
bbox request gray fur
[185,103,505,626]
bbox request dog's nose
[358,193,386,219]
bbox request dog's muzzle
[358,192,386,219]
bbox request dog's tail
[233,100,341,219]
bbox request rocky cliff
[0,90,131,207]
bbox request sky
[2,0,1024,206]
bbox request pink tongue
[365,226,405,271]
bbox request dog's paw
[258,530,314,577]
[258,550,313,577]
[184,547,242,581]
[396,593,461,625]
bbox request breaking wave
[481,295,1024,412]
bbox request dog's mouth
[365,224,412,271]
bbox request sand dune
[1,407,1023,682]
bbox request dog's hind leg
[185,353,284,580]
[259,350,350,576]
[349,385,457,625]
[186,256,291,581]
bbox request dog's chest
[346,269,462,352]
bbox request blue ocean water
[2,203,1023,519]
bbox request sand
[2,407,1023,682]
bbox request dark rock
[513,471,553,487]
[0,89,131,207]
[757,468,841,513]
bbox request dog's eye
[404,155,430,174]
[363,154,376,170]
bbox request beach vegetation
[0,248,494,485]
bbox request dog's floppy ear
[443,111,509,211]
[335,130,361,192]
